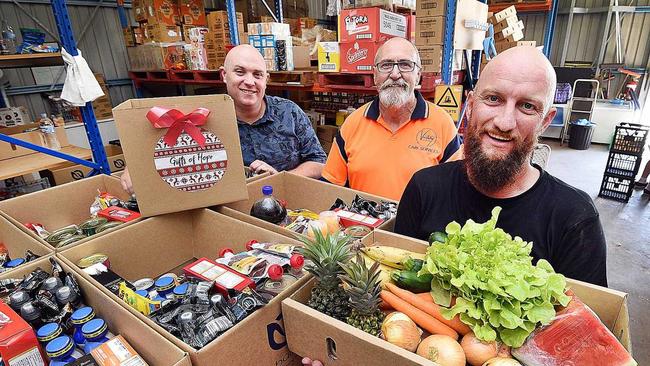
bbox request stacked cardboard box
[205,10,244,69]
[338,7,407,73]
[127,43,186,70]
[284,17,317,37]
[248,22,294,71]
[0,106,30,127]
[183,27,209,70]
[489,6,536,53]
[92,73,113,120]
[342,0,415,11]
[414,0,445,73]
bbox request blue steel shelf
[441,0,457,85]
[0,0,110,177]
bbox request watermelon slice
[512,295,636,366]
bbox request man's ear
[219,66,226,81]
[465,91,475,120]
[539,106,557,134]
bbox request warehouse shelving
[0,53,64,68]
[0,0,111,177]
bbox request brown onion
[482,357,522,366]
[416,335,465,366]
[381,312,421,352]
[461,332,498,366]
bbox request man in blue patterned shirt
[120,45,326,194]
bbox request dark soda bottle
[250,186,287,224]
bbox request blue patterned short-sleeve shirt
[237,96,326,172]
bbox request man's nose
[493,102,517,131]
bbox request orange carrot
[417,292,434,301]
[386,283,471,335]
[380,290,458,340]
[379,300,394,311]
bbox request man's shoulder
[412,160,464,184]
[266,95,300,111]
[339,102,372,133]
[541,171,598,215]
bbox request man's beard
[378,79,412,107]
[463,121,538,194]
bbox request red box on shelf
[183,257,255,296]
[0,302,47,365]
[339,7,407,43]
[340,40,383,73]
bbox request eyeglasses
[375,60,420,73]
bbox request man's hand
[301,357,323,366]
[250,160,278,175]
[120,167,135,195]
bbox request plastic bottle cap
[20,302,40,321]
[40,113,47,118]
[71,306,95,325]
[173,283,189,297]
[267,264,284,281]
[154,276,175,292]
[42,277,63,292]
[9,290,30,310]
[290,254,304,270]
[37,323,62,342]
[45,335,74,358]
[55,286,77,304]
[4,258,25,268]
[135,289,149,298]
[210,294,223,305]
[219,248,234,257]
[262,185,273,195]
[245,240,259,251]
[82,318,107,339]
[133,278,154,291]
[179,311,194,324]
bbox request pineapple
[298,229,353,321]
[339,253,385,336]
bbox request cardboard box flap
[113,95,248,217]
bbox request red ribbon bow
[146,106,210,148]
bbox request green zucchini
[390,270,432,293]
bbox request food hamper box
[282,229,633,365]
[219,171,396,240]
[0,175,136,250]
[0,213,52,274]
[0,256,191,365]
[59,208,310,366]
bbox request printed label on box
[154,130,228,192]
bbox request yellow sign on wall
[435,85,463,121]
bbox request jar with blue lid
[4,258,25,269]
[154,276,175,298]
[82,318,111,354]
[135,289,149,298]
[37,323,62,344]
[45,335,83,366]
[70,306,95,346]
[172,283,189,300]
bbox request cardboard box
[293,45,312,69]
[0,126,68,160]
[339,8,407,43]
[494,19,524,39]
[178,0,206,25]
[49,145,125,185]
[495,40,537,53]
[406,14,416,43]
[0,256,191,365]
[127,43,186,71]
[282,229,633,366]
[207,11,244,31]
[247,22,291,37]
[0,300,47,364]
[131,0,147,22]
[183,42,209,70]
[59,209,309,366]
[244,167,271,183]
[490,5,517,23]
[144,0,179,25]
[0,106,30,127]
[496,29,524,43]
[145,23,182,43]
[0,174,133,250]
[123,27,136,47]
[340,40,380,73]
[113,95,247,217]
[416,0,446,17]
[219,171,396,239]
[490,15,520,33]
[415,16,444,46]
[317,42,340,72]
[0,213,52,274]
[419,45,442,73]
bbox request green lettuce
[419,207,571,347]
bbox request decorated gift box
[113,95,248,217]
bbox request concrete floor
[542,138,649,364]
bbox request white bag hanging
[60,47,104,106]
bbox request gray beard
[379,85,411,107]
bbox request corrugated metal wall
[1,1,135,120]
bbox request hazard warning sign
[435,85,463,121]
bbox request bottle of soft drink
[0,20,16,55]
[39,113,62,150]
[250,186,287,224]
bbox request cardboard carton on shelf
[0,174,134,250]
[0,256,191,365]
[0,125,68,161]
[490,15,521,33]
[414,16,445,46]
[419,45,442,73]
[48,145,125,186]
[494,28,524,43]
[416,0,446,16]
[178,0,206,25]
[59,209,309,366]
[131,0,147,22]
[339,7,407,43]
[339,40,382,73]
[0,106,30,127]
[219,171,396,240]
[145,23,182,43]
[282,229,633,366]
[317,42,340,72]
[495,40,537,53]
[143,0,179,25]
[489,5,517,23]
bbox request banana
[361,246,425,270]
[358,252,394,289]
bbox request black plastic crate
[610,123,649,155]
[598,174,634,202]
[604,152,643,178]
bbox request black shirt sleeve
[395,174,424,240]
[552,214,608,287]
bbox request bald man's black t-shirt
[394,161,608,287]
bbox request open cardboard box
[0,213,52,274]
[0,174,136,250]
[219,172,396,240]
[59,208,310,366]
[49,145,126,185]
[244,166,271,183]
[0,124,69,160]
[282,229,633,365]
[0,256,190,365]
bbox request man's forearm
[289,161,324,178]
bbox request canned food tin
[46,226,79,246]
[79,217,109,236]
[133,278,155,292]
[77,254,110,269]
[56,235,86,248]
[95,221,122,234]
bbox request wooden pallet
[268,70,316,86]
[317,73,375,90]
[169,70,223,83]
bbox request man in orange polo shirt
[321,37,462,201]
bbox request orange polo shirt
[322,91,462,201]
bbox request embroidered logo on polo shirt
[416,128,438,147]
